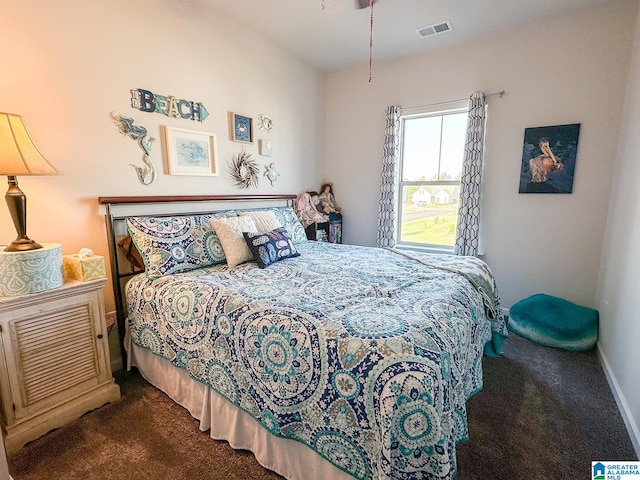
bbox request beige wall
[597,2,640,456]
[325,2,637,311]
[0,0,324,309]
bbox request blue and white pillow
[243,227,300,268]
[126,212,235,279]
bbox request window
[397,101,468,250]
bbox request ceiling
[180,0,626,72]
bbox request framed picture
[258,139,272,156]
[518,123,581,194]
[163,126,218,176]
[229,112,253,143]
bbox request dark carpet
[8,334,637,480]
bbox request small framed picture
[229,112,253,143]
[163,126,218,176]
[258,139,273,156]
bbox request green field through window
[400,203,458,246]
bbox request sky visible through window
[402,112,467,181]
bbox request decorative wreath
[229,150,260,189]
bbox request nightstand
[0,278,120,454]
[304,215,343,244]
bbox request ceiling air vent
[416,20,453,39]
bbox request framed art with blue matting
[230,112,253,144]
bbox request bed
[99,194,507,480]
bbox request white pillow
[210,216,259,267]
[238,210,281,233]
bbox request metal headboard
[98,194,297,363]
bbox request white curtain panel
[376,105,401,248]
[455,91,487,256]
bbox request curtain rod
[402,90,505,111]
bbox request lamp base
[4,237,43,252]
[4,175,43,252]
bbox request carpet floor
[8,333,638,479]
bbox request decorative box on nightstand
[0,278,121,454]
[0,243,63,296]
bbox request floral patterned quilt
[126,241,506,479]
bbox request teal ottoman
[508,294,599,351]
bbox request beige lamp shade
[1,112,60,252]
[0,112,60,176]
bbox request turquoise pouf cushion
[508,293,599,351]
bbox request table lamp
[0,112,60,252]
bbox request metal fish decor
[110,112,157,186]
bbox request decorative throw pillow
[238,210,281,233]
[117,234,145,270]
[210,216,259,267]
[273,207,308,244]
[241,207,308,244]
[126,212,235,279]
[243,227,300,269]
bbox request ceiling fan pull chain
[368,0,374,82]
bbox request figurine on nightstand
[318,183,342,223]
[318,183,341,214]
[307,191,324,215]
[296,192,328,228]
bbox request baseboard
[597,342,640,459]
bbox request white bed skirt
[129,343,354,480]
